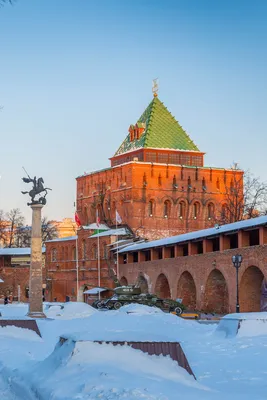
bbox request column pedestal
[27,204,46,318]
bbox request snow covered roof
[83,287,109,294]
[110,240,147,252]
[76,167,111,179]
[0,247,46,256]
[46,235,77,243]
[107,238,133,246]
[119,215,267,253]
[0,278,4,283]
[89,228,129,238]
[82,223,109,231]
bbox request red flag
[75,211,81,227]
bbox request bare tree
[243,172,267,218]
[219,169,267,224]
[91,180,112,224]
[6,208,25,247]
[15,225,31,247]
[12,217,58,247]
[0,210,7,246]
[41,217,58,245]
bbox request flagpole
[116,212,119,280]
[97,232,100,300]
[76,234,79,302]
[74,203,79,302]
[96,209,101,301]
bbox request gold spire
[152,78,159,97]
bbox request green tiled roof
[113,97,199,156]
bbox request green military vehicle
[92,285,185,314]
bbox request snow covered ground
[0,303,267,399]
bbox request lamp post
[232,254,242,313]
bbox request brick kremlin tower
[45,89,243,302]
[76,92,242,240]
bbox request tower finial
[152,78,159,97]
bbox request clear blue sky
[0,0,267,223]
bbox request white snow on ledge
[0,247,45,256]
[45,236,77,243]
[222,312,267,320]
[120,215,267,253]
[216,312,267,338]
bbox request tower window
[188,176,192,189]
[210,168,213,181]
[178,201,186,219]
[164,200,171,218]
[51,248,57,262]
[92,244,97,260]
[221,204,227,221]
[207,203,215,220]
[82,240,86,260]
[202,177,207,191]
[148,200,154,217]
[72,247,76,261]
[103,242,108,259]
[193,202,200,219]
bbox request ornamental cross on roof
[113,96,200,157]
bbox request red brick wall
[46,269,112,302]
[155,273,171,298]
[239,266,264,312]
[110,148,205,168]
[77,162,243,240]
[0,255,49,302]
[0,264,30,302]
[177,271,196,310]
[45,231,116,302]
[203,269,229,314]
[119,245,267,313]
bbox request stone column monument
[21,170,51,318]
[28,203,46,318]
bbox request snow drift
[45,301,96,319]
[118,303,163,314]
[26,337,212,400]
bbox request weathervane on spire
[152,78,159,97]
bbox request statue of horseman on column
[21,167,51,206]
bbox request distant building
[0,247,46,301]
[0,221,12,248]
[49,218,76,238]
[0,218,75,248]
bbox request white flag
[116,210,122,224]
[96,209,100,227]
